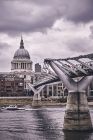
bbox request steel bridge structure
[28,52,93,131]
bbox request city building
[35,63,41,73]
[41,82,68,98]
[11,37,34,90]
[33,70,67,98]
[0,36,93,98]
[0,37,69,97]
[0,73,24,96]
[11,37,32,72]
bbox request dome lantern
[20,36,24,49]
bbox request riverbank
[0,97,33,106]
[0,97,66,107]
[0,97,93,107]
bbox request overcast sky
[0,0,93,72]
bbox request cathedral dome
[13,37,30,59]
[14,48,30,59]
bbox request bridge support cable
[52,61,71,77]
[47,69,58,78]
[34,75,58,87]
[58,60,78,76]
[66,60,87,75]
[76,59,93,71]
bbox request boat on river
[6,105,18,110]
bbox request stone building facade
[11,37,32,72]
[0,73,24,96]
[11,37,34,90]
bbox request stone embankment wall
[0,97,66,107]
[0,97,33,106]
[0,97,93,107]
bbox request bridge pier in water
[27,83,45,107]
[46,60,93,131]
[63,90,92,131]
[32,93,42,107]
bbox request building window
[25,63,26,69]
[21,63,22,69]
[23,63,24,69]
[17,63,18,69]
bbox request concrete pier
[63,91,92,131]
[46,60,93,131]
[32,93,42,107]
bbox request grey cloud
[0,41,12,71]
[0,0,93,35]
[0,42,11,50]
[67,38,92,53]
[90,25,93,39]
[0,57,11,72]
[0,0,61,35]
[64,0,93,23]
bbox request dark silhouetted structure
[35,63,41,73]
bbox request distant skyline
[0,0,93,71]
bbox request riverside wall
[0,97,66,107]
[0,97,92,107]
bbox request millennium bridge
[28,52,93,131]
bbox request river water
[0,107,93,140]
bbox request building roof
[13,37,30,59]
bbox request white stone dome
[14,48,30,59]
[11,37,32,72]
[13,37,30,59]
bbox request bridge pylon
[32,93,42,107]
[27,83,45,107]
[45,60,93,131]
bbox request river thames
[0,107,93,140]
